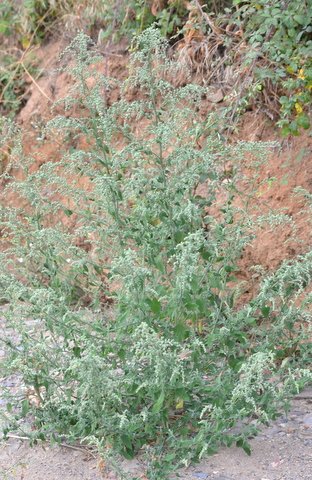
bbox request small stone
[303,413,312,428]
[294,388,312,399]
[286,427,296,433]
[250,419,261,426]
[289,411,304,417]
[294,417,304,424]
[208,88,224,103]
[266,427,282,436]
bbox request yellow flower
[298,69,306,80]
[295,103,303,114]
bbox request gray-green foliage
[0,27,312,479]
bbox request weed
[232,0,312,135]
[0,27,312,479]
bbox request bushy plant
[0,49,39,117]
[232,0,312,135]
[0,27,312,479]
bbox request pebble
[266,426,282,436]
[303,413,312,427]
[294,417,304,423]
[289,411,303,417]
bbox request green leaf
[290,121,299,132]
[199,173,208,183]
[0,20,9,34]
[195,298,206,313]
[21,399,29,417]
[285,284,294,296]
[185,302,197,311]
[246,316,256,325]
[297,117,310,130]
[281,127,292,137]
[210,277,222,289]
[64,208,73,217]
[208,172,217,181]
[261,305,270,318]
[123,446,135,460]
[191,349,199,364]
[120,434,132,449]
[280,174,288,185]
[202,250,212,261]
[164,451,176,461]
[73,346,81,358]
[175,388,190,401]
[225,264,237,273]
[6,403,12,413]
[293,14,306,26]
[146,297,161,313]
[174,230,184,243]
[206,333,216,347]
[173,324,189,342]
[152,391,165,414]
[154,255,165,273]
[118,348,126,360]
[189,276,199,290]
[228,355,244,372]
[236,438,251,455]
[94,264,102,275]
